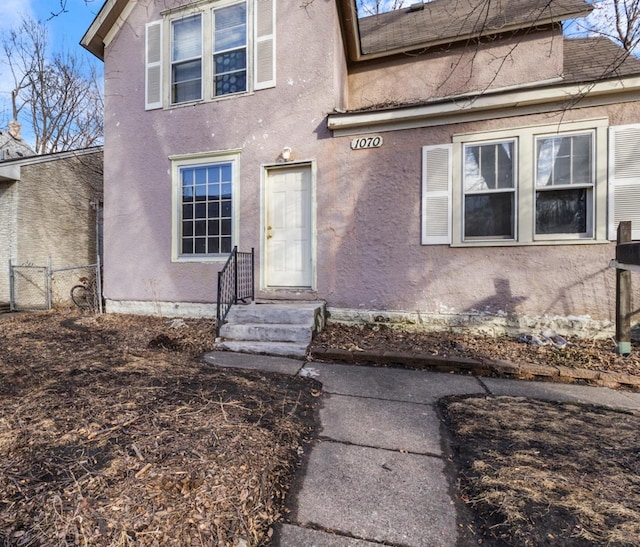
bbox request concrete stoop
[215,301,325,358]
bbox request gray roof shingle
[562,36,640,83]
[359,0,593,55]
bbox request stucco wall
[347,30,564,111]
[102,0,346,304]
[0,182,17,303]
[102,0,638,334]
[314,102,640,330]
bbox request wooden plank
[616,222,632,356]
[616,241,640,266]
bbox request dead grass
[0,310,319,546]
[439,396,640,546]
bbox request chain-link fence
[10,260,102,313]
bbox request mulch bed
[0,311,320,546]
[311,323,640,377]
[439,395,640,546]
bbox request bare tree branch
[2,16,103,154]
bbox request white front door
[264,164,313,288]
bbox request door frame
[261,160,317,290]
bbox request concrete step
[215,340,309,359]
[215,301,325,358]
[219,322,314,344]
[227,302,325,327]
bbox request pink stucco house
[82,0,640,338]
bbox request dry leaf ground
[0,311,319,546]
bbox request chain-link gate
[9,259,102,313]
[9,263,50,311]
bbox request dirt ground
[0,311,320,546]
[2,311,640,546]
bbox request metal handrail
[216,247,255,337]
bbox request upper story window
[171,15,203,103]
[145,0,275,110]
[213,3,247,96]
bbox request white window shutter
[609,124,640,240]
[422,144,452,245]
[145,21,163,110]
[254,0,275,90]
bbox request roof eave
[81,0,132,61]
[327,74,640,136]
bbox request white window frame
[170,149,241,262]
[212,2,248,97]
[462,138,518,242]
[450,118,609,247]
[170,13,204,104]
[534,130,595,241]
[151,0,274,109]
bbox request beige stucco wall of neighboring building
[15,153,103,268]
[0,182,17,303]
[347,30,564,110]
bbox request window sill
[450,239,612,248]
[168,90,254,110]
[172,255,229,263]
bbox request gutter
[328,75,640,136]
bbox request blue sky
[0,0,103,141]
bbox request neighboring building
[0,148,104,307]
[81,0,640,337]
[0,121,34,161]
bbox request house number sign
[351,135,383,150]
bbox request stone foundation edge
[326,307,616,340]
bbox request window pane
[180,161,233,255]
[172,15,201,61]
[182,239,193,254]
[182,221,193,237]
[195,220,206,236]
[195,238,207,253]
[464,142,514,191]
[464,193,514,239]
[536,188,587,234]
[214,4,247,51]
[221,237,232,254]
[214,63,246,96]
[536,134,592,187]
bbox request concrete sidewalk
[203,352,640,546]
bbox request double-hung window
[171,151,239,261]
[463,140,516,240]
[146,0,275,110]
[213,3,248,96]
[171,15,203,103]
[535,132,593,237]
[421,118,633,246]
